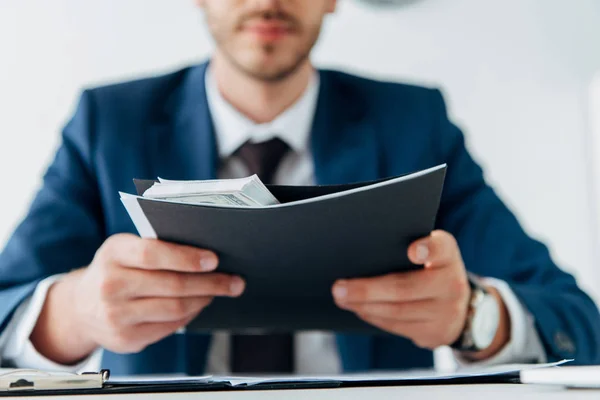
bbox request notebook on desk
[120,164,447,334]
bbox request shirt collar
[205,65,320,158]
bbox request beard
[207,8,324,82]
[222,40,315,83]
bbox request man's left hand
[332,230,508,354]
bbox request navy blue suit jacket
[1,63,599,374]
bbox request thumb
[408,230,461,268]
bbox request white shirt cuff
[452,278,547,366]
[0,274,102,372]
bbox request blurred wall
[0,0,599,300]
[592,72,600,279]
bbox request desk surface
[3,384,596,400]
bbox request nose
[249,0,283,12]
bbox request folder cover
[128,165,446,334]
[2,361,568,396]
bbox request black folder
[0,373,523,397]
[0,366,525,397]
[131,165,446,334]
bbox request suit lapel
[311,71,381,186]
[149,63,218,181]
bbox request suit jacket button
[554,331,576,355]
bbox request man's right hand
[30,233,245,365]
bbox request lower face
[204,1,328,82]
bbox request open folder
[121,165,447,333]
[0,361,569,396]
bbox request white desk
[3,384,596,400]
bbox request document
[213,360,570,387]
[104,360,570,388]
[0,361,570,395]
[120,165,448,333]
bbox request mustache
[237,9,300,29]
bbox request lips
[242,21,293,41]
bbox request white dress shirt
[0,66,546,373]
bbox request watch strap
[450,274,488,352]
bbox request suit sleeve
[431,89,600,364]
[0,91,105,338]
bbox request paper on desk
[218,360,570,387]
[103,360,569,388]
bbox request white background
[0,0,599,301]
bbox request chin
[249,66,294,82]
[237,57,298,81]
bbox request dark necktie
[230,137,294,374]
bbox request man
[0,0,598,375]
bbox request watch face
[471,294,500,350]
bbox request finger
[407,230,460,268]
[121,297,213,325]
[121,269,245,298]
[355,313,433,344]
[136,314,196,345]
[112,314,196,354]
[337,299,439,322]
[101,234,219,273]
[332,271,440,303]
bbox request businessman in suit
[0,0,598,375]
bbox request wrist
[462,286,511,361]
[30,269,98,365]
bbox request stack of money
[142,175,279,207]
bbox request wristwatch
[451,274,501,352]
